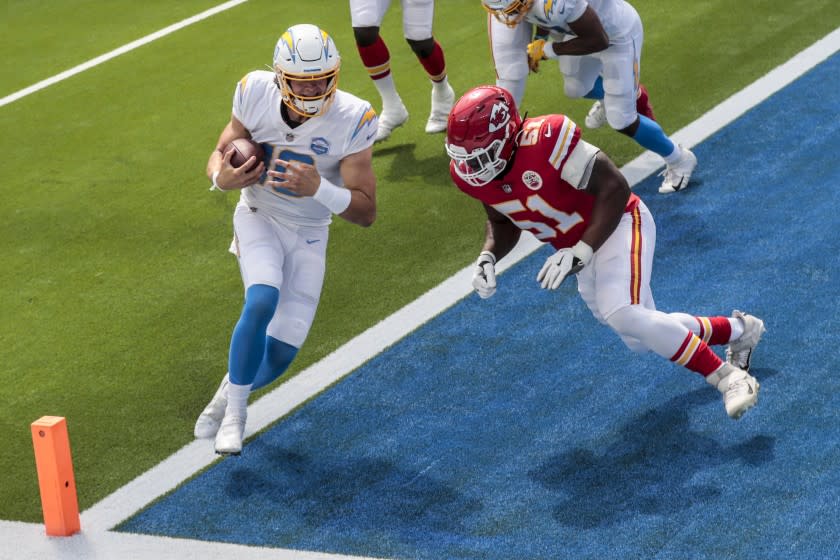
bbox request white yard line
[0,0,248,108]
[5,22,839,560]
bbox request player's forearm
[483,219,521,261]
[547,35,608,56]
[337,189,376,227]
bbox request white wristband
[572,240,594,266]
[209,170,224,192]
[312,177,351,214]
[543,40,560,60]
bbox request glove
[472,251,497,299]
[527,38,547,73]
[537,241,593,290]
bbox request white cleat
[721,369,760,420]
[214,413,246,455]
[375,102,409,143]
[424,82,456,134]
[726,310,766,372]
[707,364,760,419]
[194,374,229,439]
[659,146,698,193]
[584,100,607,129]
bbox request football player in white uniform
[447,85,764,419]
[195,24,378,455]
[483,0,698,193]
[350,0,456,141]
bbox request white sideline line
[0,0,249,108]
[6,23,840,560]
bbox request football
[225,138,265,172]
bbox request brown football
[225,138,265,171]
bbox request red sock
[694,316,733,345]
[671,332,723,377]
[418,40,446,82]
[357,37,391,80]
[637,84,656,121]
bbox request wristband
[478,250,496,265]
[572,240,594,266]
[543,41,560,60]
[209,170,223,192]
[312,177,352,214]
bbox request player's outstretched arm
[481,204,521,261]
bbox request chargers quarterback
[196,24,378,455]
[446,85,764,419]
[483,0,697,194]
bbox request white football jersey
[232,70,378,227]
[526,0,638,39]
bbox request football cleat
[659,146,697,193]
[721,369,760,419]
[707,364,760,419]
[194,374,229,439]
[214,413,246,455]
[584,100,607,129]
[726,310,766,372]
[375,102,409,142]
[425,82,456,134]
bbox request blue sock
[631,115,675,157]
[251,337,299,391]
[228,284,279,386]
[584,77,604,100]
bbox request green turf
[1,0,837,522]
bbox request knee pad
[352,26,379,47]
[605,103,637,130]
[563,78,590,99]
[406,37,434,58]
[606,305,650,353]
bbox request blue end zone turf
[118,53,840,559]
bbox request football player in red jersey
[446,85,765,420]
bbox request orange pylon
[31,416,80,536]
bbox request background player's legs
[403,0,454,134]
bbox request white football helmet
[273,24,340,117]
[481,0,534,27]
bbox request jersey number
[261,146,313,198]
[492,195,583,240]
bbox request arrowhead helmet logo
[488,101,511,133]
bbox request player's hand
[217,147,264,189]
[472,251,497,299]
[536,242,593,290]
[266,159,321,196]
[527,39,547,73]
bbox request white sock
[432,75,450,96]
[663,144,683,165]
[373,75,403,110]
[225,382,251,417]
[728,317,745,342]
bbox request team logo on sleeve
[310,137,330,155]
[522,170,543,190]
[352,106,378,140]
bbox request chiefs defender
[445,85,765,419]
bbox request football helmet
[273,24,340,117]
[482,0,534,27]
[445,85,522,187]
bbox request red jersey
[450,114,639,250]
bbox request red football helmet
[445,85,522,187]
